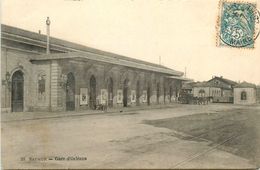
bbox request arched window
[199,89,205,97]
[241,91,247,100]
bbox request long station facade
[1,24,187,113]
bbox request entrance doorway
[156,83,160,104]
[108,77,113,107]
[170,86,173,102]
[123,79,129,107]
[89,75,96,109]
[66,72,75,111]
[11,70,24,112]
[147,85,151,105]
[136,81,140,106]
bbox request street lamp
[46,17,51,54]
[4,72,12,90]
[46,17,51,26]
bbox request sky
[1,0,260,84]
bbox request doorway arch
[11,70,24,112]
[156,83,160,104]
[169,86,173,102]
[66,72,75,111]
[123,79,129,107]
[147,84,151,106]
[107,77,113,107]
[136,80,140,106]
[89,75,97,109]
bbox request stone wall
[234,88,256,105]
[1,47,35,112]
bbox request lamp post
[46,17,51,54]
[4,72,11,90]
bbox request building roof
[1,24,183,76]
[167,76,193,81]
[182,82,196,89]
[234,82,256,88]
[30,52,183,75]
[208,76,238,86]
[193,81,213,87]
[192,81,233,89]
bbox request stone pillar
[50,60,62,111]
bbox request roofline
[167,76,193,81]
[234,81,256,88]
[192,82,232,89]
[234,87,256,88]
[30,52,184,76]
[1,24,183,76]
[208,76,237,85]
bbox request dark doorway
[169,86,173,102]
[66,72,75,111]
[156,83,160,104]
[136,81,140,106]
[123,79,129,107]
[108,77,113,107]
[11,70,24,112]
[89,75,96,109]
[147,85,151,105]
[164,86,166,103]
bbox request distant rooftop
[234,82,256,88]
[208,76,238,86]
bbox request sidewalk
[1,103,182,122]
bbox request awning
[167,76,193,81]
[30,52,184,76]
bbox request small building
[207,76,237,103]
[192,76,237,103]
[234,82,257,105]
[192,82,222,102]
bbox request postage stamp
[217,1,260,48]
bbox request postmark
[217,1,260,48]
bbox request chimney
[38,30,41,34]
[46,17,51,54]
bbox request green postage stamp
[218,0,260,48]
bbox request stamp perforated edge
[216,0,259,49]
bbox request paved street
[1,104,259,169]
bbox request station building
[1,24,187,113]
[192,76,237,103]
